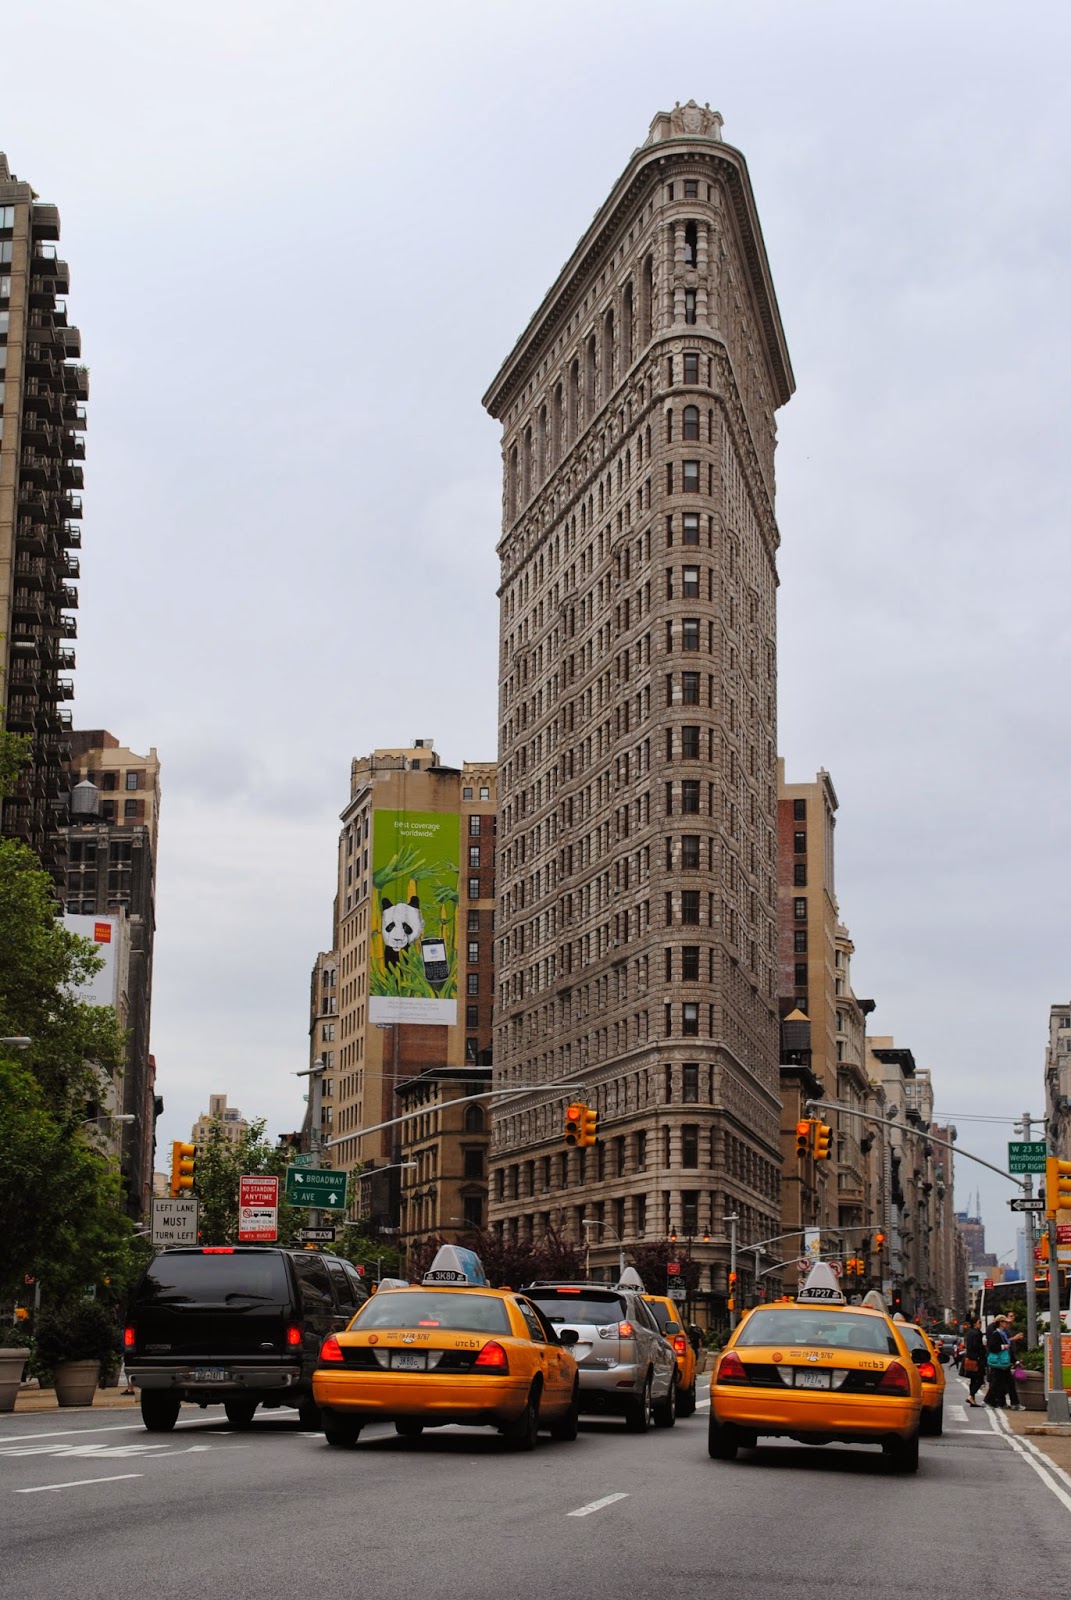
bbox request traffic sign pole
[1017,1113,1039,1348]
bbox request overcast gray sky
[5,0,1068,1258]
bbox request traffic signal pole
[1044,1214,1069,1423]
[1017,1111,1038,1349]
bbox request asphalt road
[2,1372,1070,1600]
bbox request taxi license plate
[190,1368,226,1383]
[794,1369,830,1389]
[390,1351,427,1371]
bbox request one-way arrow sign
[1009,1197,1045,1212]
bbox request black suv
[125,1246,367,1431]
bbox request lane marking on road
[567,1492,630,1518]
[16,1473,143,1494]
[987,1406,1071,1516]
[0,1424,138,1444]
[695,1400,710,1412]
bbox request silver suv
[523,1281,677,1431]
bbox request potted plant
[1015,1343,1047,1411]
[0,1325,32,1412]
[34,1300,117,1407]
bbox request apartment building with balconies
[0,155,87,880]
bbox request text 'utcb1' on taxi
[708,1262,924,1472]
[312,1246,581,1451]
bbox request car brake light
[877,1360,911,1394]
[286,1325,302,1347]
[672,1334,688,1356]
[474,1341,509,1372]
[202,1247,235,1253]
[557,1286,582,1293]
[918,1361,937,1381]
[717,1349,748,1384]
[618,1321,635,1339]
[123,1326,135,1350]
[319,1335,344,1363]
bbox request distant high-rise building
[63,731,161,1219]
[192,1094,248,1151]
[482,103,794,1312]
[0,155,87,879]
[320,742,495,1242]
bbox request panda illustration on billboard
[380,896,425,969]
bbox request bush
[34,1299,117,1369]
[0,1323,31,1349]
[1019,1344,1046,1373]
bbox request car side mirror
[665,1321,682,1335]
[937,1349,950,1364]
[558,1328,579,1348]
[909,1348,927,1366]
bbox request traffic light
[564,1104,584,1147]
[170,1140,196,1196]
[796,1119,812,1158]
[1046,1156,1071,1215]
[727,1270,737,1312]
[579,1106,598,1148]
[812,1121,833,1161]
[874,1231,886,1251]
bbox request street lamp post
[581,1218,625,1278]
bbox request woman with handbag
[963,1315,987,1405]
[984,1314,1013,1408]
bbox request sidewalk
[7,1385,138,1415]
[1001,1405,1071,1476]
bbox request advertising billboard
[369,810,459,1025]
[62,913,128,1009]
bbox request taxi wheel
[707,1417,739,1461]
[677,1381,697,1418]
[920,1403,943,1437]
[883,1430,920,1474]
[323,1417,363,1449]
[624,1373,653,1433]
[550,1382,580,1442]
[395,1420,424,1439]
[503,1385,541,1451]
[653,1375,677,1428]
[224,1400,258,1429]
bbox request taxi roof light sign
[422,1244,488,1287]
[796,1261,847,1305]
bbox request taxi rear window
[645,1300,677,1331]
[735,1309,898,1354]
[525,1291,627,1326]
[898,1325,927,1351]
[354,1292,511,1334]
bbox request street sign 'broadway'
[284,1167,348,1209]
[1008,1141,1048,1174]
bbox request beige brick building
[319,743,495,1234]
[482,103,794,1313]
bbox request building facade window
[682,1002,699,1035]
[682,459,699,492]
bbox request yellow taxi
[895,1318,947,1435]
[643,1294,699,1415]
[312,1246,580,1451]
[708,1263,924,1472]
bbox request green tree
[195,1119,302,1246]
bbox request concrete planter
[53,1359,100,1407]
[1016,1369,1046,1411]
[0,1349,30,1412]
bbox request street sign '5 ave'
[284,1167,348,1208]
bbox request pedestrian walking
[1004,1318,1026,1410]
[963,1315,987,1405]
[984,1314,1013,1408]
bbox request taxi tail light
[319,1335,344,1364]
[671,1334,688,1356]
[285,1324,303,1348]
[717,1349,748,1385]
[876,1360,911,1395]
[123,1326,135,1351]
[918,1360,937,1382]
[474,1341,509,1372]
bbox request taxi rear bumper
[712,1386,920,1442]
[313,1369,532,1425]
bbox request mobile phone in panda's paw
[421,939,450,988]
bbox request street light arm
[323,1084,585,1150]
[803,1097,1025,1188]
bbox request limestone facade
[482,105,794,1302]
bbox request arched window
[508,444,519,520]
[683,405,700,440]
[521,425,532,504]
[538,405,548,483]
[552,383,563,462]
[602,308,615,396]
[569,359,580,441]
[622,281,634,368]
[585,334,597,419]
[642,255,654,344]
[464,1103,485,1132]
